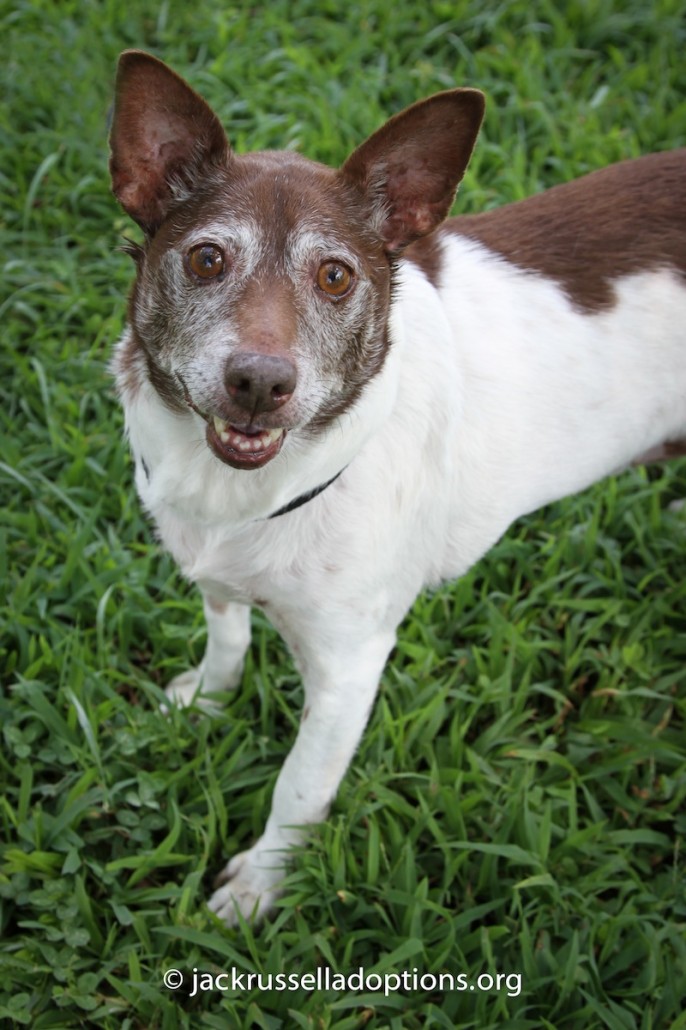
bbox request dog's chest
[152,498,413,649]
[149,497,303,604]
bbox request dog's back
[449,150,686,310]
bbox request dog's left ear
[341,89,485,253]
[109,50,229,233]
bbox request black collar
[267,467,346,519]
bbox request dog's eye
[316,261,354,299]
[187,244,225,280]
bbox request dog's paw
[208,845,285,925]
[164,660,241,711]
[162,667,216,708]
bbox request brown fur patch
[403,235,444,287]
[447,150,686,312]
[634,438,686,464]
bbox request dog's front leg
[208,626,396,924]
[166,594,251,707]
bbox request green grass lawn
[1,1,685,1027]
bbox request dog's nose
[224,352,297,413]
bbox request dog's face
[110,52,483,470]
[122,152,393,469]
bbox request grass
[1,0,685,1026]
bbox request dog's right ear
[109,51,229,234]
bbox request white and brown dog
[109,50,686,924]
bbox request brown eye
[316,261,354,298]
[187,243,225,280]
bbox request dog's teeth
[213,421,284,453]
[213,415,229,443]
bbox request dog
[109,49,686,925]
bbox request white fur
[117,229,686,925]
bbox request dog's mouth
[207,416,286,470]
[176,375,287,470]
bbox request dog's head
[110,51,483,470]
